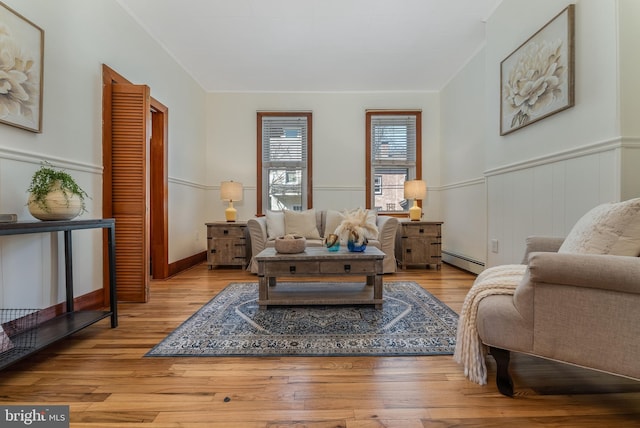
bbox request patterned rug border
[146,281,459,357]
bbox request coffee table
[255,246,385,309]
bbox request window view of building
[366,111,421,213]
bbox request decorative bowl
[274,235,306,253]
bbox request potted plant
[27,162,89,221]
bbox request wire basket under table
[0,309,39,364]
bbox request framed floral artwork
[500,4,575,136]
[0,1,44,133]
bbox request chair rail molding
[484,137,639,178]
[0,146,102,175]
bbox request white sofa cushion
[325,209,344,237]
[266,210,285,240]
[284,209,321,239]
[558,198,640,256]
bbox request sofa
[246,208,399,274]
[454,197,640,396]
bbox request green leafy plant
[27,162,89,213]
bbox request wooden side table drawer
[403,223,441,238]
[208,226,245,239]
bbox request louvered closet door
[111,84,151,302]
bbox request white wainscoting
[440,177,486,274]
[485,137,640,267]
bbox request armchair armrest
[376,215,399,273]
[247,217,267,273]
[528,252,640,294]
[376,215,397,240]
[521,236,565,263]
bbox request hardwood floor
[1,263,639,427]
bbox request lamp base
[225,202,237,222]
[409,201,422,221]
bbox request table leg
[374,274,383,309]
[258,275,268,309]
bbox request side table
[205,221,249,269]
[396,220,443,270]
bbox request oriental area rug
[146,281,458,357]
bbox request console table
[0,219,117,370]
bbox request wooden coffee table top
[255,246,385,261]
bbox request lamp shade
[404,180,427,200]
[220,181,243,202]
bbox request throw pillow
[558,198,640,256]
[266,210,285,240]
[325,210,344,237]
[284,209,321,239]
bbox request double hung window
[257,112,312,215]
[366,110,422,214]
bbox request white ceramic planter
[28,184,82,221]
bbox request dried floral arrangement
[334,208,378,246]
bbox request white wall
[205,91,442,222]
[440,0,640,269]
[619,0,640,138]
[440,48,488,273]
[0,0,207,309]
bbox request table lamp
[220,181,243,222]
[404,179,426,221]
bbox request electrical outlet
[491,239,499,253]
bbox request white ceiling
[117,0,503,92]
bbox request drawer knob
[419,228,424,233]
[289,265,296,274]
[223,230,229,235]
[344,264,351,273]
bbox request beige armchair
[455,198,640,396]
[478,236,640,396]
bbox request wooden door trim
[150,102,169,279]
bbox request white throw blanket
[453,264,528,384]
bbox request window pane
[267,168,303,211]
[371,116,416,162]
[263,118,307,164]
[372,168,408,212]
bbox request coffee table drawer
[320,260,376,274]
[263,261,319,275]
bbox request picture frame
[500,4,575,136]
[0,1,44,133]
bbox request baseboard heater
[442,250,485,275]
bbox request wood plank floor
[1,263,639,427]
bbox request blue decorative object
[347,239,367,252]
[327,242,340,252]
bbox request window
[366,110,422,214]
[257,112,312,215]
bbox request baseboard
[168,251,207,277]
[442,250,484,275]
